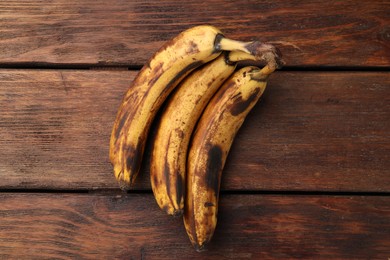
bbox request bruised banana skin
[184,64,276,251]
[150,51,258,216]
[109,25,261,189]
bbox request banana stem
[246,41,284,69]
[249,58,278,81]
[218,37,253,54]
[260,63,276,76]
[220,37,284,69]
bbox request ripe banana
[109,25,264,189]
[150,50,259,216]
[183,64,276,251]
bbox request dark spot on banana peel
[204,202,215,207]
[229,87,261,116]
[147,62,164,87]
[163,141,178,211]
[125,142,144,184]
[163,134,172,192]
[164,160,171,197]
[207,78,216,87]
[176,173,184,208]
[186,41,199,55]
[151,171,159,187]
[114,111,129,140]
[175,128,184,139]
[206,145,223,199]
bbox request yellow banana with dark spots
[183,63,278,251]
[109,25,266,189]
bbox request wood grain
[0,1,389,67]
[0,70,389,191]
[0,193,388,259]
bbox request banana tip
[172,209,184,217]
[117,178,131,191]
[194,244,207,252]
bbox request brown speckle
[186,41,199,54]
[125,142,144,184]
[151,171,159,186]
[204,202,215,207]
[205,145,223,198]
[175,128,184,139]
[228,87,260,116]
[147,62,164,87]
[114,111,128,139]
[176,173,183,207]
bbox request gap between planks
[0,63,390,72]
[0,189,389,197]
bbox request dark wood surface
[0,193,389,259]
[0,0,389,67]
[0,1,389,258]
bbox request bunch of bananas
[110,25,283,251]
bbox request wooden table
[1,1,389,259]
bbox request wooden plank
[0,193,388,259]
[0,1,389,67]
[0,70,389,191]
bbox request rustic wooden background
[0,1,389,259]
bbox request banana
[150,50,258,216]
[109,25,264,189]
[183,63,277,251]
